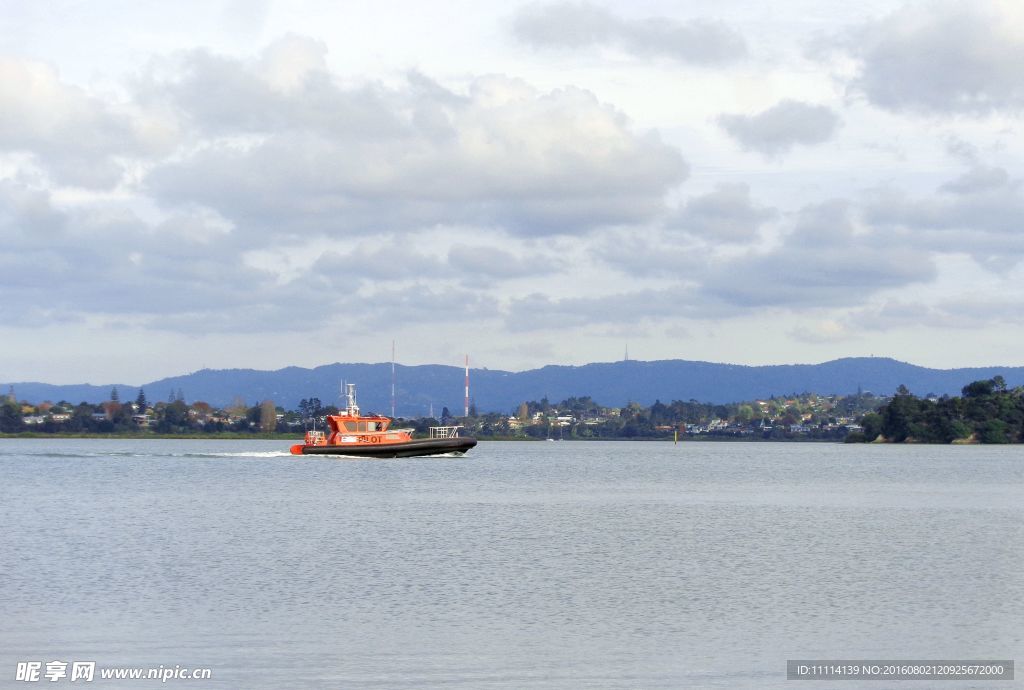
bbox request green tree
[0,399,24,433]
[867,378,1023,444]
[962,379,994,398]
[156,400,189,432]
[860,412,883,441]
[298,398,324,421]
[881,388,918,442]
[979,419,1009,444]
[947,419,972,442]
[66,403,95,432]
[109,401,135,431]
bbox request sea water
[1,439,1021,688]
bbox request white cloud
[846,293,1024,333]
[789,319,859,344]
[717,100,840,157]
[863,168,1024,269]
[670,183,777,242]
[590,231,705,279]
[447,244,562,284]
[698,200,936,308]
[313,245,448,284]
[504,288,690,332]
[4,4,1024,382]
[0,34,689,344]
[140,47,688,237]
[0,57,161,188]
[939,166,1010,195]
[848,0,1024,114]
[512,2,747,65]
[0,179,67,245]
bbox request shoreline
[0,432,851,443]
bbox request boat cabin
[328,416,390,434]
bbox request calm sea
[1,439,1021,688]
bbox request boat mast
[391,340,396,419]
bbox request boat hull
[295,437,477,458]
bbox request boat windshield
[339,420,386,432]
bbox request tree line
[4,379,1022,443]
[849,377,1023,444]
[0,387,291,435]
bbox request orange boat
[290,384,477,458]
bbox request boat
[290,383,477,458]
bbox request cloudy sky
[2,0,1024,384]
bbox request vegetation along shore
[3,376,1021,444]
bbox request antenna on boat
[464,354,470,418]
[391,340,396,419]
[344,382,359,416]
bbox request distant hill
[6,357,1024,415]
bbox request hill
[6,357,1024,415]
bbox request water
[1,439,1021,688]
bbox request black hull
[299,437,477,458]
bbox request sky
[2,0,1024,384]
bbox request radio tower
[464,354,470,418]
[391,340,396,418]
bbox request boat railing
[304,430,327,446]
[429,425,462,439]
